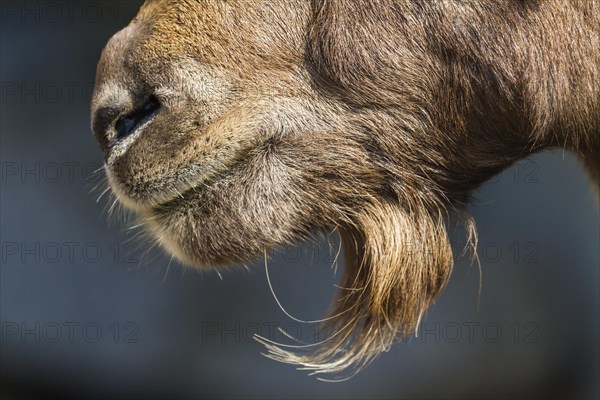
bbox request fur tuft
[257,200,455,378]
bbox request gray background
[1,1,598,398]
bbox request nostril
[92,106,122,150]
[114,96,161,141]
[92,96,161,151]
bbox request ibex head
[91,0,599,377]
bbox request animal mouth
[108,141,255,213]
[152,152,249,209]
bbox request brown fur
[91,0,599,377]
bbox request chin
[114,144,320,268]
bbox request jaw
[118,126,386,269]
[102,97,363,267]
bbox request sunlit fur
[91,0,599,378]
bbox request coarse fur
[91,0,599,378]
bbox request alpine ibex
[91,0,599,377]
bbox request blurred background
[1,1,598,398]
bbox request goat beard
[258,198,473,379]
